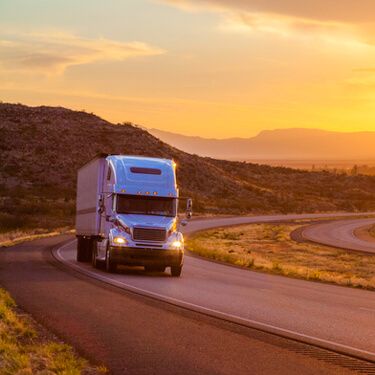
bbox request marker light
[172,240,182,249]
[113,237,127,245]
[168,221,177,236]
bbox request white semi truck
[75,154,192,277]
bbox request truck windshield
[116,194,176,217]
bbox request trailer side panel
[76,157,105,236]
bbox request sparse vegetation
[187,223,375,289]
[0,288,106,374]
[308,163,375,176]
[0,227,74,247]
[2,102,375,234]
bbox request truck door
[97,161,114,258]
[100,161,114,235]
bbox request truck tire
[105,246,117,273]
[86,238,94,262]
[76,236,86,262]
[77,237,93,263]
[171,266,182,277]
[91,240,99,268]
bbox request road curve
[183,212,375,235]
[53,213,375,363]
[1,213,375,374]
[301,218,375,254]
[2,237,365,375]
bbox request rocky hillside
[1,102,375,231]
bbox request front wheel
[105,246,117,273]
[171,266,182,277]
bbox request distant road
[301,217,375,254]
[1,212,375,374]
[183,212,375,234]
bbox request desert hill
[1,102,375,231]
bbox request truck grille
[133,227,166,242]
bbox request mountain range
[149,128,375,160]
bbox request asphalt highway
[55,214,375,362]
[301,218,375,254]
[1,213,375,374]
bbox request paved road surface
[301,218,375,254]
[1,213,375,374]
[56,216,375,362]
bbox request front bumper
[109,246,183,267]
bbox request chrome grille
[133,227,166,242]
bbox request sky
[0,0,375,138]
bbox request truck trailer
[75,154,192,277]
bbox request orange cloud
[0,31,165,75]
[160,0,375,43]
[161,0,375,23]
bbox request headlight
[172,240,182,249]
[113,236,127,245]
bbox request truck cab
[75,154,192,277]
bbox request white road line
[53,240,375,362]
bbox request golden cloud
[160,0,375,44]
[162,0,375,22]
[0,31,165,74]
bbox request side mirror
[181,219,188,227]
[186,198,193,220]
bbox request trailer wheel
[171,266,182,277]
[105,246,117,273]
[77,237,93,262]
[77,236,86,262]
[86,238,94,262]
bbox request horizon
[3,100,375,141]
[149,125,375,139]
[1,0,375,138]
[4,101,375,162]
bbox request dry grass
[0,227,74,247]
[0,288,107,374]
[187,223,375,290]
